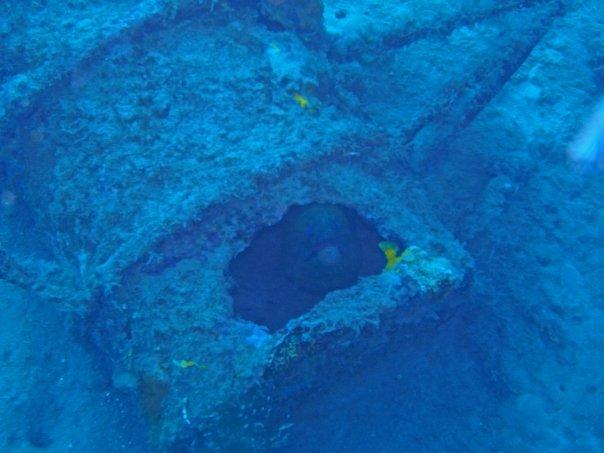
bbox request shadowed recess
[229,203,386,332]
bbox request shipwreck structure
[0,0,572,449]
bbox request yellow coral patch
[173,359,198,369]
[379,241,401,270]
[379,241,416,270]
[293,92,310,109]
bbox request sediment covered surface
[0,0,602,450]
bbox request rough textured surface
[0,0,602,450]
[0,282,148,451]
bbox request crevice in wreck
[229,203,386,332]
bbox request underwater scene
[0,0,603,451]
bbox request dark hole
[229,203,386,332]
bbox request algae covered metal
[0,0,575,450]
[101,161,471,447]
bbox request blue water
[1,1,603,451]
